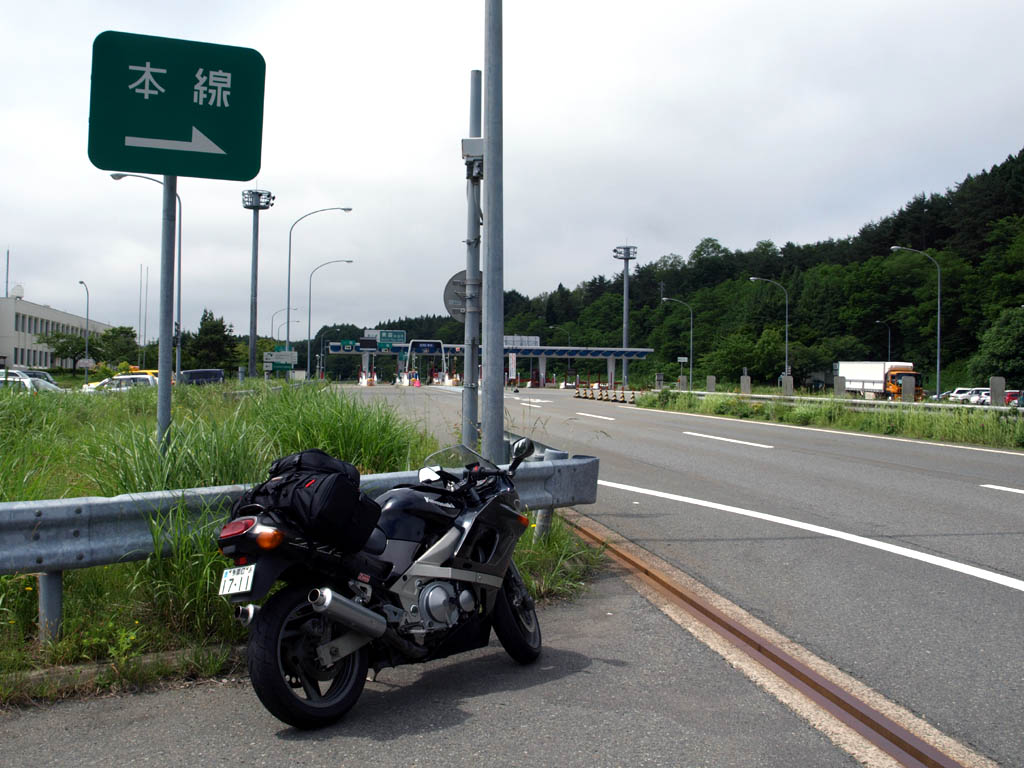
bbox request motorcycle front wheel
[492,561,542,663]
[247,584,368,729]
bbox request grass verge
[637,389,1024,449]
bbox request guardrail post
[38,570,63,641]
[533,449,568,540]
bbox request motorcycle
[216,437,541,729]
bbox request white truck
[836,361,923,400]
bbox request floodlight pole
[243,189,275,377]
[613,245,637,387]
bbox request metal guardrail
[0,445,598,638]
[658,389,1020,413]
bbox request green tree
[99,326,138,367]
[968,307,1024,384]
[186,310,234,369]
[36,331,89,371]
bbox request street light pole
[270,307,298,340]
[749,276,789,377]
[78,281,89,385]
[111,173,183,381]
[890,246,941,397]
[547,325,571,346]
[286,207,352,353]
[875,319,891,363]
[661,297,693,391]
[307,259,353,378]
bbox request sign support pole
[482,0,505,464]
[157,175,177,453]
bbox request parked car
[1,373,62,393]
[21,370,58,385]
[82,373,157,393]
[1005,390,1020,406]
[178,368,225,385]
[967,388,990,404]
[946,387,974,402]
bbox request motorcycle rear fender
[223,554,294,604]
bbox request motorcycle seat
[363,526,387,556]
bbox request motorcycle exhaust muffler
[235,603,259,627]
[308,588,387,638]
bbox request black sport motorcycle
[216,438,541,729]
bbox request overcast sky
[3,1,1023,340]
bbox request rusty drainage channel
[563,510,967,768]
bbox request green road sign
[379,330,406,343]
[89,31,265,181]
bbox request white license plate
[219,564,256,596]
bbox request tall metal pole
[243,190,274,378]
[307,259,353,378]
[613,245,637,387]
[138,264,142,366]
[175,194,182,381]
[5,248,8,297]
[111,174,182,381]
[78,281,89,385]
[482,0,505,463]
[156,176,177,453]
[462,69,483,448]
[891,246,940,397]
[249,207,260,377]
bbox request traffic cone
[629,391,636,404]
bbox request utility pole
[613,245,636,387]
[481,0,505,464]
[462,70,483,448]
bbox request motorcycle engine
[416,581,474,630]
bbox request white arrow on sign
[124,126,226,155]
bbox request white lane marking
[598,479,1024,593]
[576,412,616,421]
[519,403,543,409]
[620,404,1024,458]
[684,431,773,449]
[981,484,1024,495]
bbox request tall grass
[638,389,1024,448]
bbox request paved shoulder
[0,569,855,768]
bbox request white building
[0,294,113,370]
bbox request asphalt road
[350,383,1024,767]
[0,569,857,768]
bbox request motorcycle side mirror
[507,437,535,475]
[418,466,442,483]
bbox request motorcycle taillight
[219,516,257,539]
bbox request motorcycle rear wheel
[248,584,368,729]
[492,562,542,663]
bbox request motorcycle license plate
[218,564,255,596]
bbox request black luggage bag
[232,449,381,553]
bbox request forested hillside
[318,149,1024,389]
